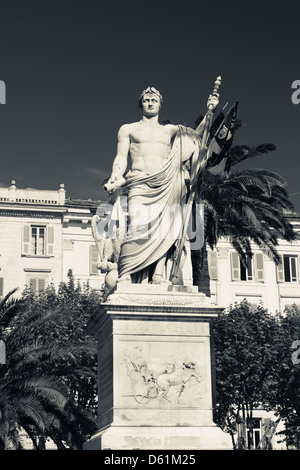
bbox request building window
[22,225,54,256]
[27,275,48,294]
[231,252,264,282]
[235,295,262,312]
[31,226,45,255]
[277,254,298,283]
[240,258,253,281]
[284,255,298,282]
[247,418,262,449]
[284,303,300,312]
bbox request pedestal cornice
[88,283,224,336]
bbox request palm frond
[197,159,296,270]
[15,397,47,432]
[22,375,69,409]
[229,143,277,167]
[0,288,19,311]
[0,289,25,331]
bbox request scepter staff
[191,75,222,185]
[170,76,222,285]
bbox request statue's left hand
[207,93,219,111]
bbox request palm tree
[191,142,296,296]
[0,289,97,450]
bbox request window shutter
[209,250,218,280]
[29,278,37,292]
[255,253,264,282]
[249,302,257,313]
[0,278,3,297]
[0,340,5,365]
[276,255,284,283]
[261,418,273,449]
[89,244,99,275]
[285,303,300,312]
[47,226,54,255]
[231,252,240,281]
[38,278,45,292]
[22,224,30,255]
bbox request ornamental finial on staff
[207,76,221,110]
[213,76,222,94]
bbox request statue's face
[141,92,161,116]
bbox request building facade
[208,213,300,314]
[0,180,105,298]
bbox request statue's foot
[152,274,171,285]
[118,274,132,284]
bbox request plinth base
[83,425,232,450]
[84,284,232,451]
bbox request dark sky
[1,0,300,210]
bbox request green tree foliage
[268,305,300,449]
[22,271,101,412]
[212,301,281,449]
[0,272,101,449]
[213,301,300,449]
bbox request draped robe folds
[118,126,198,283]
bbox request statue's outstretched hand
[207,93,219,111]
[104,175,125,193]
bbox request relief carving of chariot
[122,346,203,405]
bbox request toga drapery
[118,126,198,283]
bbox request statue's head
[139,86,163,110]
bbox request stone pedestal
[83,284,232,450]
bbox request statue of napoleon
[91,82,220,292]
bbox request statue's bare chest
[130,124,171,146]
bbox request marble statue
[93,86,219,290]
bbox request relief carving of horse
[156,362,201,399]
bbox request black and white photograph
[0,0,299,458]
